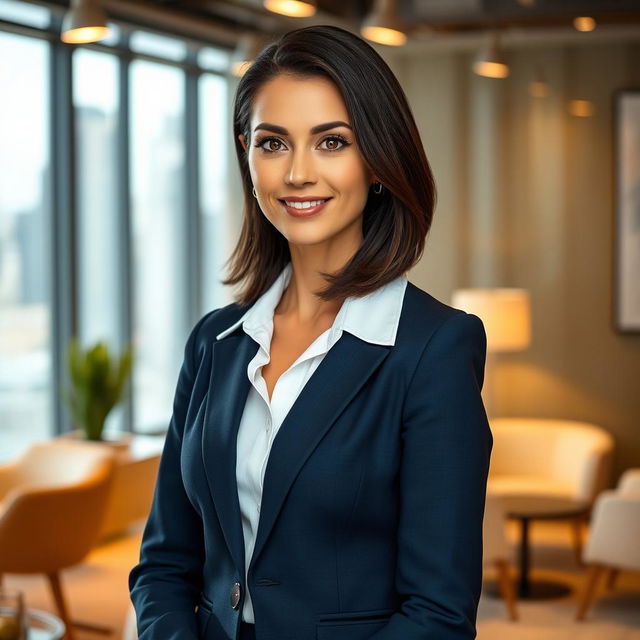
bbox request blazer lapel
[249,331,391,572]
[202,333,258,574]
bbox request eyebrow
[253,121,353,135]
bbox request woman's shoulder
[399,280,482,350]
[186,301,250,359]
[402,279,465,327]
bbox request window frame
[0,4,232,438]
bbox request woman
[129,24,492,640]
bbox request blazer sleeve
[371,311,493,640]
[128,312,212,640]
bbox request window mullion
[118,36,135,433]
[185,52,202,327]
[49,24,77,436]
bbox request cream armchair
[0,440,116,640]
[576,468,640,620]
[488,417,614,562]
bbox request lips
[279,197,332,217]
[278,197,331,205]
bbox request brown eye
[265,139,282,152]
[254,137,285,153]
[319,135,349,151]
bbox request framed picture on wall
[613,89,640,333]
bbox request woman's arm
[128,312,213,640]
[372,311,493,640]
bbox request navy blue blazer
[129,280,493,640]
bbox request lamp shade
[61,0,110,44]
[472,31,509,79]
[451,288,531,353]
[360,0,407,46]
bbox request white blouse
[214,262,408,623]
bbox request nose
[285,147,316,187]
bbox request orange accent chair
[0,440,116,640]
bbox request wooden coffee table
[484,495,590,600]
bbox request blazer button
[230,582,241,609]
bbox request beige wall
[389,37,640,482]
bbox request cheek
[247,156,261,183]
[328,160,369,193]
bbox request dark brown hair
[222,24,436,305]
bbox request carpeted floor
[4,519,639,639]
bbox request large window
[200,72,230,312]
[73,48,124,435]
[0,31,52,459]
[0,2,232,455]
[130,60,187,433]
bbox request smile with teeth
[283,199,329,209]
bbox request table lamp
[451,288,531,416]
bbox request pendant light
[263,0,316,18]
[361,0,407,47]
[61,0,110,44]
[473,30,509,79]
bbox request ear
[238,133,247,152]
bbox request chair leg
[605,568,620,590]
[571,515,586,567]
[575,564,605,621]
[46,572,114,637]
[71,620,113,635]
[46,572,76,640]
[494,559,518,621]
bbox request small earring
[373,181,383,195]
[252,186,257,198]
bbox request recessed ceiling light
[568,99,595,117]
[573,16,596,32]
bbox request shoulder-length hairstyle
[222,24,436,305]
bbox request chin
[282,229,336,247]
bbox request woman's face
[238,74,375,249]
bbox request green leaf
[60,338,134,440]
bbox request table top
[499,495,590,519]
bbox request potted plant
[61,337,134,445]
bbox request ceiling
[155,0,640,34]
[48,0,640,49]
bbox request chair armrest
[584,490,640,570]
[563,445,613,505]
[0,462,21,503]
[617,469,640,495]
